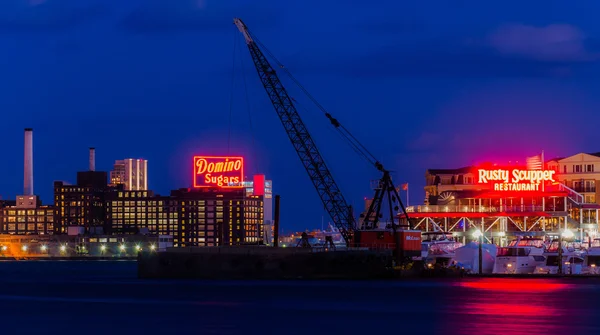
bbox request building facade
[54,171,110,234]
[243,174,273,244]
[105,189,160,235]
[110,159,148,191]
[105,188,265,247]
[169,188,264,247]
[411,159,600,245]
[547,153,600,205]
[1,196,54,235]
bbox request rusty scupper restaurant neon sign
[477,168,556,191]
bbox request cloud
[0,0,110,32]
[286,23,600,79]
[119,0,279,34]
[488,23,599,62]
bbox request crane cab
[353,230,421,258]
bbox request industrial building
[0,130,272,250]
[1,129,55,235]
[54,149,112,235]
[105,189,161,235]
[110,158,148,191]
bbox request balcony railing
[572,187,596,193]
[406,205,558,214]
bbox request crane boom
[234,18,355,244]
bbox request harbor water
[0,261,598,334]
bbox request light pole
[559,229,574,275]
[473,229,483,275]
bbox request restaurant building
[408,156,600,245]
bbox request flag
[526,155,542,170]
[401,183,408,191]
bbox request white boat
[422,232,463,267]
[452,242,497,273]
[582,239,600,275]
[535,240,584,274]
[493,237,546,274]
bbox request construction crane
[233,18,411,247]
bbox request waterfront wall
[138,247,396,279]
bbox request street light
[558,229,574,275]
[472,229,483,274]
[562,229,574,239]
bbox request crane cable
[245,27,383,170]
[256,37,379,168]
[238,37,260,175]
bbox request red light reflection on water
[458,278,571,292]
[462,303,549,316]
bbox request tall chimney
[89,147,96,171]
[273,195,280,248]
[24,128,33,196]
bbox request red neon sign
[193,156,244,188]
[477,168,556,191]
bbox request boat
[493,237,546,274]
[582,238,600,275]
[452,242,497,273]
[422,232,463,267]
[534,240,584,274]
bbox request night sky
[1,0,599,231]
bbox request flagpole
[406,183,409,207]
[541,150,545,192]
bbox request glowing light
[498,231,506,237]
[472,229,483,239]
[60,245,66,252]
[120,244,126,251]
[22,245,27,252]
[40,245,47,252]
[193,156,244,188]
[1,246,6,251]
[100,245,106,251]
[150,244,156,251]
[477,168,556,192]
[592,264,596,268]
[562,229,574,239]
[135,245,141,251]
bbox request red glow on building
[253,174,265,196]
[193,156,244,188]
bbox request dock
[137,247,399,280]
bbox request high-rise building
[110,159,148,191]
[243,174,273,244]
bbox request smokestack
[89,147,96,171]
[273,195,280,248]
[24,128,33,196]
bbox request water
[0,261,599,334]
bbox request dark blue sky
[1,0,600,231]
